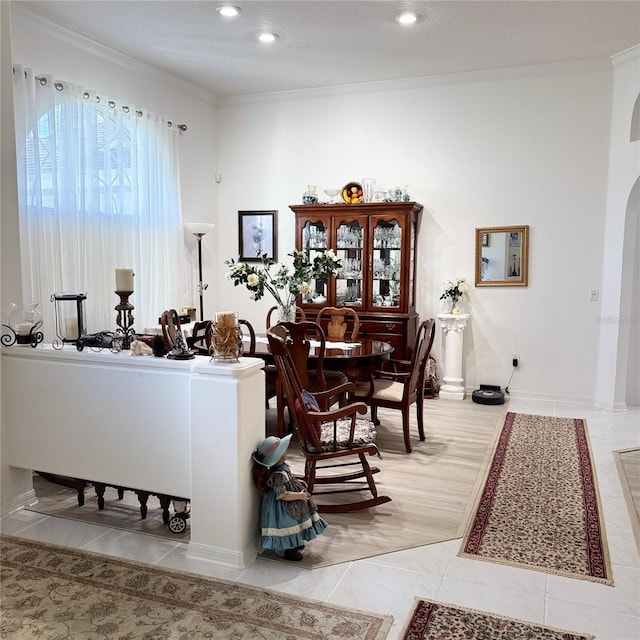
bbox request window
[13,67,186,338]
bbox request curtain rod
[23,70,188,132]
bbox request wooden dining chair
[238,318,278,410]
[267,327,391,513]
[265,305,307,330]
[187,320,213,355]
[317,306,360,341]
[354,318,436,453]
[270,321,350,437]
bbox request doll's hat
[252,434,292,468]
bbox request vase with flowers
[225,249,342,322]
[439,277,469,315]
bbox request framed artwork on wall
[238,210,277,262]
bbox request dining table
[244,334,394,436]
[243,334,394,381]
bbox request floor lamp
[184,222,215,321]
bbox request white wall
[8,5,220,321]
[1,0,33,514]
[216,68,614,403]
[7,5,635,405]
[595,47,640,410]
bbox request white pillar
[189,357,265,568]
[437,313,470,400]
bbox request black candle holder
[115,291,135,350]
[1,322,44,348]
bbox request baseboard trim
[186,540,258,570]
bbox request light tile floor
[2,399,639,640]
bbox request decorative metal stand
[1,322,44,348]
[115,291,135,350]
[76,331,123,353]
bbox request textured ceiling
[12,0,640,97]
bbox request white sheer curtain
[12,65,187,341]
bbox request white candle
[17,322,34,336]
[64,317,79,339]
[115,268,134,292]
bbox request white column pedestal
[437,313,470,400]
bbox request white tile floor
[2,399,639,640]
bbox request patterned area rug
[460,412,613,584]
[0,534,392,640]
[400,599,594,639]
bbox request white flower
[325,249,336,259]
[452,306,462,315]
[247,273,259,286]
[298,282,311,295]
[458,282,469,293]
[442,280,453,292]
[225,272,232,280]
[249,292,256,300]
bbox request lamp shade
[184,222,215,236]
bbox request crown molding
[218,57,614,108]
[10,3,217,107]
[611,43,640,69]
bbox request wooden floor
[263,396,506,568]
[614,447,640,555]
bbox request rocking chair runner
[267,327,391,513]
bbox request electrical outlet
[512,353,519,368]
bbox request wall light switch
[590,289,599,302]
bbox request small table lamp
[184,222,215,321]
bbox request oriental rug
[400,598,594,640]
[459,412,613,584]
[614,447,640,555]
[0,534,392,640]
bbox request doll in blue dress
[251,434,328,561]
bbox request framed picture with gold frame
[475,225,529,287]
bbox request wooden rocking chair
[267,326,391,513]
[270,321,349,437]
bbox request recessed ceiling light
[216,5,242,17]
[257,32,279,43]
[395,11,419,25]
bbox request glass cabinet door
[301,219,330,303]
[335,220,364,308]
[371,219,402,310]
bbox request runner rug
[400,598,594,640]
[459,412,613,584]
[0,534,392,640]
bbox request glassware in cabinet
[335,220,364,308]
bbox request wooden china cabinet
[290,201,422,359]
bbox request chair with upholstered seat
[267,327,391,513]
[265,305,307,329]
[270,321,350,437]
[317,306,360,341]
[354,318,436,453]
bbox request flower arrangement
[225,249,342,310]
[440,277,469,314]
